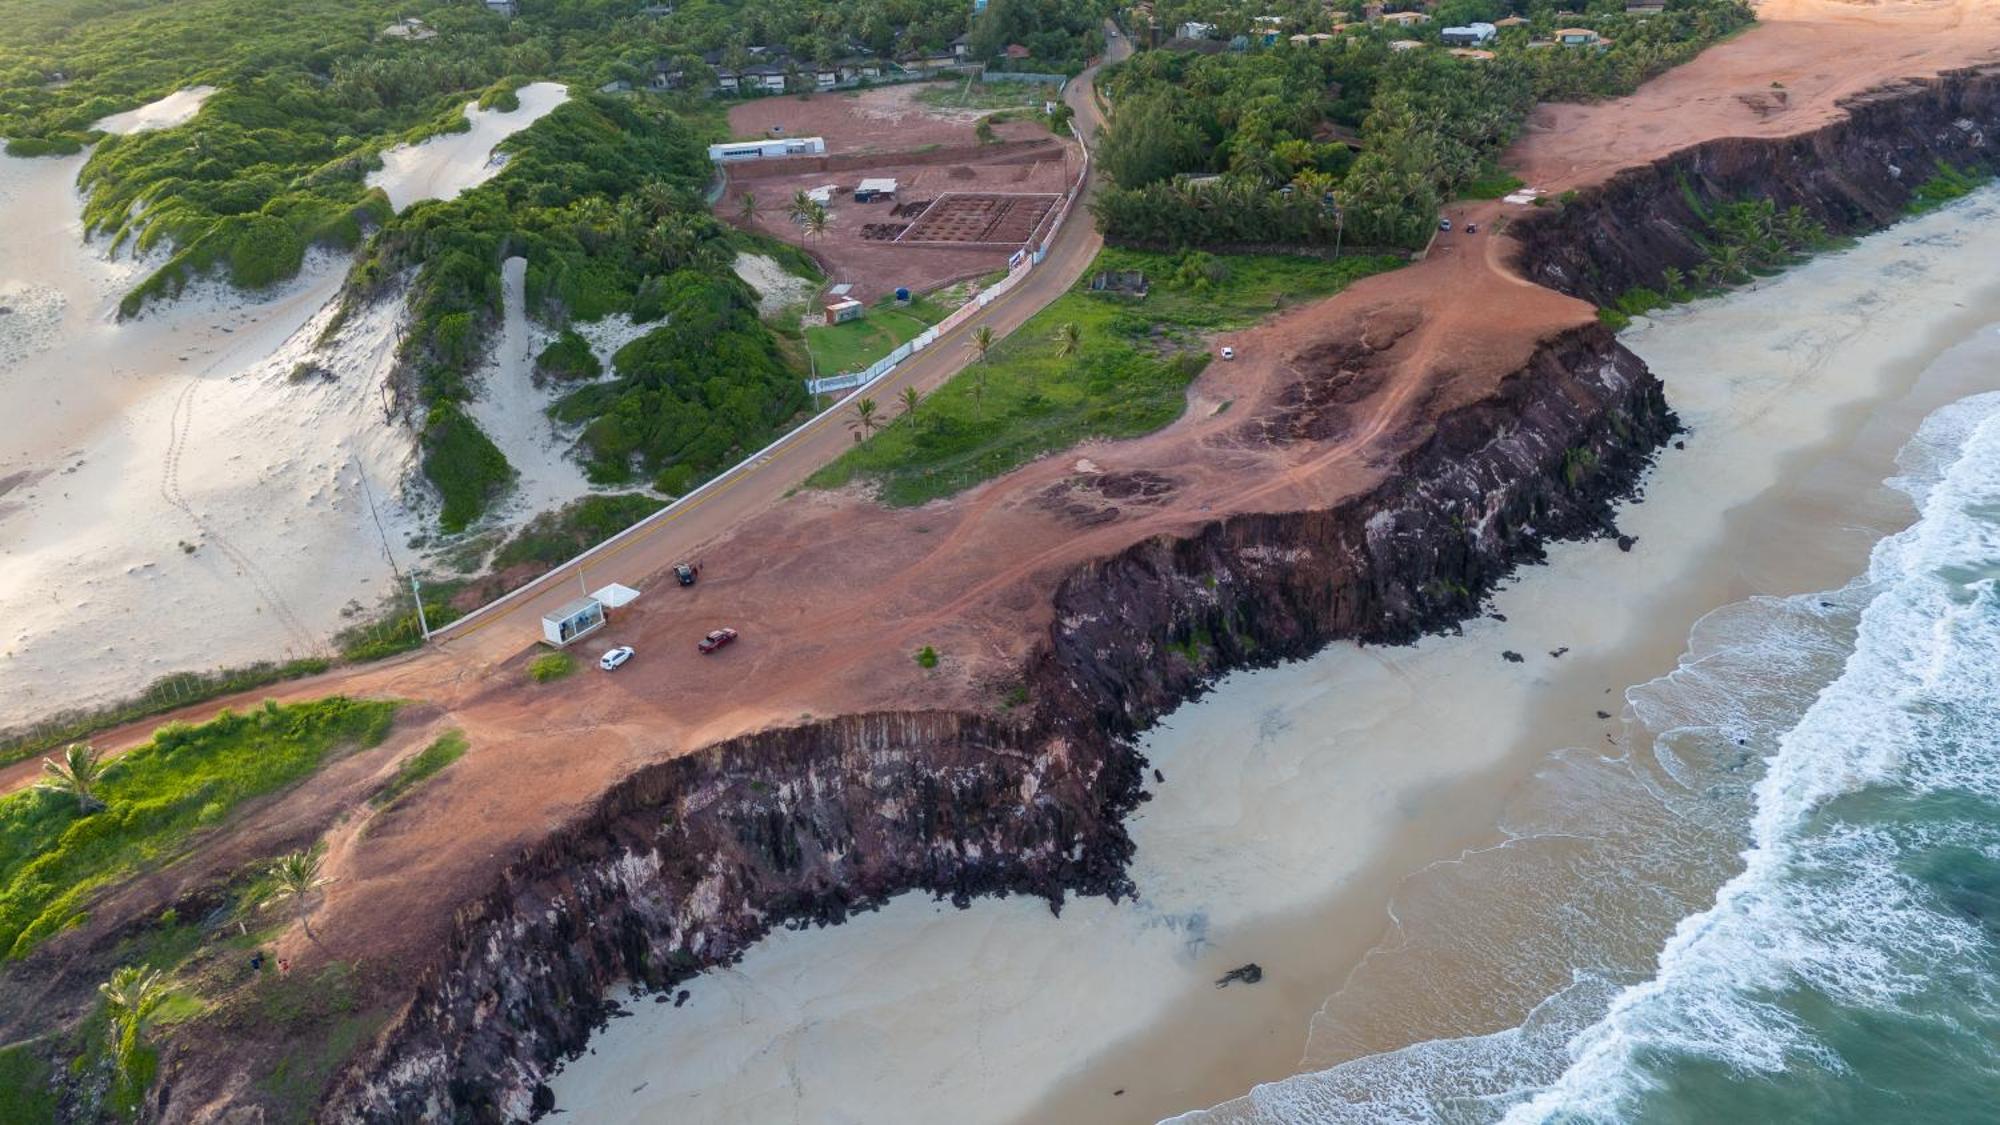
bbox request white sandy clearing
[367,81,569,212]
[732,251,819,317]
[0,149,429,726]
[547,188,2000,1125]
[91,86,216,135]
[465,256,592,519]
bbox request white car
[1220,346,1237,361]
[598,645,635,671]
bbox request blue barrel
[895,287,911,302]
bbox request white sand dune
[367,82,569,212]
[0,79,601,725]
[91,86,216,135]
[466,256,593,519]
[546,188,2000,1124]
[0,147,428,723]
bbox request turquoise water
[1183,384,2000,1124]
[1512,391,2000,1123]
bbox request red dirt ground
[13,4,2000,1101]
[719,86,1082,301]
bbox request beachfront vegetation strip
[1092,1,1754,251]
[0,698,397,961]
[809,248,1398,506]
[1598,198,1833,329]
[0,659,331,770]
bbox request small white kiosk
[541,597,606,647]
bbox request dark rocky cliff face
[324,322,1675,1123]
[1513,63,2000,308]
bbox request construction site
[716,84,1083,302]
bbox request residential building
[1441,22,1497,46]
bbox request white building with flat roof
[707,137,826,162]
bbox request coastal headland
[5,3,2000,1120]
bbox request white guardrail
[431,105,1094,642]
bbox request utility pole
[412,576,430,641]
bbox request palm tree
[788,189,814,226]
[738,192,759,226]
[268,847,330,948]
[99,965,169,1076]
[1052,321,1081,359]
[969,369,988,420]
[847,396,883,442]
[898,385,921,420]
[803,202,829,251]
[1659,266,1685,301]
[39,742,108,813]
[1715,243,1750,284]
[964,324,995,365]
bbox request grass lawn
[915,80,1052,112]
[0,698,397,960]
[808,248,1401,507]
[804,296,951,376]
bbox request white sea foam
[1500,393,2000,1123]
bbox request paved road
[437,37,1130,666]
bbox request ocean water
[1186,387,2000,1125]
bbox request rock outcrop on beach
[1513,63,2000,307]
[325,320,1674,1121]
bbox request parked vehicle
[674,563,696,586]
[1439,218,1453,232]
[1465,222,1478,234]
[1220,346,1236,361]
[599,645,635,671]
[697,628,739,654]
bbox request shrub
[371,730,468,808]
[533,329,603,382]
[493,493,663,569]
[420,404,513,533]
[914,645,939,669]
[528,652,576,683]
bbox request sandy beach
[544,188,2000,1124]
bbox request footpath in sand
[13,0,2000,1104]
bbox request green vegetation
[371,730,468,809]
[916,79,1053,112]
[1598,199,1831,329]
[420,403,514,533]
[0,1041,57,1125]
[810,247,1398,505]
[247,960,383,1121]
[1093,1,1755,250]
[1907,161,1991,214]
[914,645,940,669]
[804,296,950,375]
[533,329,603,383]
[0,698,397,960]
[492,492,666,569]
[548,269,809,492]
[334,580,466,663]
[0,659,332,769]
[1460,167,1525,201]
[528,652,577,683]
